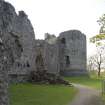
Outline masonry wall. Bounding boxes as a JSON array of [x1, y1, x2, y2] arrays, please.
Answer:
[[44, 41, 60, 74], [35, 40, 46, 71], [35, 39, 60, 74], [59, 30, 87, 76], [8, 10, 36, 82]]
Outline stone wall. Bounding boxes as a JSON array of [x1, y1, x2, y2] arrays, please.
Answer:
[[58, 30, 87, 76], [35, 31, 87, 76], [35, 40, 46, 71], [44, 40, 60, 74], [0, 0, 24, 104], [0, 0, 16, 104], [8, 10, 36, 82], [35, 38, 60, 74]]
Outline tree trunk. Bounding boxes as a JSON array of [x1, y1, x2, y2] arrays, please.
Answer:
[[98, 65, 101, 77]]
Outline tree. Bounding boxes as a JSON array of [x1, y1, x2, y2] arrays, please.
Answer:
[[89, 47, 105, 77], [90, 14, 105, 76], [97, 14, 105, 34], [90, 14, 105, 45], [87, 56, 96, 72]]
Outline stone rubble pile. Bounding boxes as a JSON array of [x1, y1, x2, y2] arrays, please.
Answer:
[[29, 70, 71, 85]]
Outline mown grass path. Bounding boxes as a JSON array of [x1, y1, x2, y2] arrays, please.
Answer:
[[69, 84, 105, 105]]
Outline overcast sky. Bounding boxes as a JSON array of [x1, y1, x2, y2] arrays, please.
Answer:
[[5, 0, 105, 56]]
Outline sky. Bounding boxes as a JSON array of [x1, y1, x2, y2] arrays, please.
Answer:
[[5, 0, 105, 56]]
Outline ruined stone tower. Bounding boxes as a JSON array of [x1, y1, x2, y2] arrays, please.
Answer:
[[58, 30, 87, 76], [35, 33, 60, 74]]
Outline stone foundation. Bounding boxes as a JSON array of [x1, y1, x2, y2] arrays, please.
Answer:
[[9, 74, 29, 83], [60, 69, 88, 76]]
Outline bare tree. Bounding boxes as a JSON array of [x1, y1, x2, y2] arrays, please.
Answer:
[[91, 47, 105, 77], [88, 56, 96, 72]]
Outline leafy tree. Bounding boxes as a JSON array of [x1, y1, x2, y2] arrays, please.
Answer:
[[90, 14, 105, 46], [97, 14, 105, 34]]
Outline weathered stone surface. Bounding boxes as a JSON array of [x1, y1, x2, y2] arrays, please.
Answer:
[[58, 30, 87, 76], [8, 7, 36, 83], [0, 0, 36, 104], [0, 44, 10, 105], [44, 41, 60, 74], [0, 0, 36, 84], [0, 1, 21, 105], [0, 1, 17, 105], [35, 34, 60, 75], [45, 33, 57, 44], [35, 31, 87, 77]]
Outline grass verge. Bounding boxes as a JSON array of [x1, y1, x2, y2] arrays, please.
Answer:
[[65, 76, 103, 89], [9, 83, 77, 105], [65, 76, 105, 100]]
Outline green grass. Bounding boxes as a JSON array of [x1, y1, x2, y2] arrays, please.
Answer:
[[9, 83, 77, 105], [103, 95, 105, 100], [65, 76, 105, 101], [65, 76, 104, 89]]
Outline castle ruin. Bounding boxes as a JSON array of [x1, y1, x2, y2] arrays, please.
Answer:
[[0, 0, 88, 83], [0, 0, 88, 104]]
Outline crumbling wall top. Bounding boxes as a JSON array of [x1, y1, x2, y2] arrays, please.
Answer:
[[18, 11, 28, 18], [45, 33, 57, 44]]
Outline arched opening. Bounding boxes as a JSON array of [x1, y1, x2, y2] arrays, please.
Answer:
[[36, 54, 45, 71]]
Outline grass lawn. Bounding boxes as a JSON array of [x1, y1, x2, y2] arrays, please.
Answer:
[[9, 83, 77, 105], [65, 76, 103, 89]]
